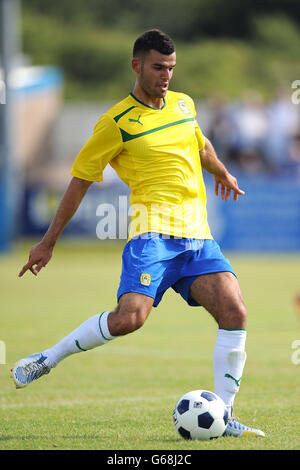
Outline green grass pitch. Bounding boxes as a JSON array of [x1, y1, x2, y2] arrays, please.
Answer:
[[0, 241, 300, 450]]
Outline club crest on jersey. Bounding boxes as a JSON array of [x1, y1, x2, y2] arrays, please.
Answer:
[[178, 99, 191, 115], [140, 273, 151, 286]]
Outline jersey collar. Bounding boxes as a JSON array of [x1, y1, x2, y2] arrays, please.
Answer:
[[130, 92, 166, 110]]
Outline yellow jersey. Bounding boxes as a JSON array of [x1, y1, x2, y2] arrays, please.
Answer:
[[71, 90, 213, 240]]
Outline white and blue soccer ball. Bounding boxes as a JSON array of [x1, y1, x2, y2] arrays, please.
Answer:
[[173, 390, 228, 440]]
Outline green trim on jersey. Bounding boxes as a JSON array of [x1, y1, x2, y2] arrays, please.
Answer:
[[130, 92, 166, 110], [119, 117, 195, 142], [114, 105, 137, 123]]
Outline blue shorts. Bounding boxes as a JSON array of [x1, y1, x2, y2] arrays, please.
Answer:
[[117, 233, 235, 307]]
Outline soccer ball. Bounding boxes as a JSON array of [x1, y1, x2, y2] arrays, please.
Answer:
[[173, 390, 228, 440]]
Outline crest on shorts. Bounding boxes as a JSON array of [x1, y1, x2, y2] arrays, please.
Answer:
[[140, 273, 151, 286], [178, 99, 191, 115]]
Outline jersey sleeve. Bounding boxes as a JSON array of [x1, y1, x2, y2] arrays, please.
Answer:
[[187, 95, 206, 151], [195, 122, 206, 151], [70, 113, 123, 182]]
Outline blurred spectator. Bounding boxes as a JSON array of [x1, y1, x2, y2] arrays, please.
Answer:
[[207, 94, 239, 166], [280, 133, 300, 179], [233, 90, 268, 151], [263, 88, 300, 171], [229, 90, 269, 173], [205, 88, 300, 177]]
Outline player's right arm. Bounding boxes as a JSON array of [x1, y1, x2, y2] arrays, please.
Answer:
[[18, 176, 92, 277]]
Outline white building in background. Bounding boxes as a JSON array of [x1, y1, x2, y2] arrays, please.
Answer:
[[2, 65, 63, 173], [0, 64, 64, 249]]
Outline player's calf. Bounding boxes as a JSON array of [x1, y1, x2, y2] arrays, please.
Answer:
[[10, 294, 153, 389]]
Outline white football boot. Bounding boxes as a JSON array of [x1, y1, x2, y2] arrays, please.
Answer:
[[11, 353, 51, 389], [223, 416, 265, 437]]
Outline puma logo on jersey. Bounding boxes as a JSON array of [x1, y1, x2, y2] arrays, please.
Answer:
[[129, 115, 143, 126]]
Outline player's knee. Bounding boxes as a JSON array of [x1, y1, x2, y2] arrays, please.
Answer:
[[126, 309, 147, 333], [109, 301, 151, 335], [238, 303, 247, 325], [219, 302, 247, 329], [119, 308, 148, 334], [234, 303, 247, 328]]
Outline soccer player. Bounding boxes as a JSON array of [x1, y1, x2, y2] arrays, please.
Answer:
[[12, 30, 264, 438]]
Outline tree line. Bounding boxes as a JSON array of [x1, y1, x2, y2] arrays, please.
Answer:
[[24, 0, 300, 41]]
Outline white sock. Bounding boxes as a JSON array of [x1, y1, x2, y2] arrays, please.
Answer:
[[43, 311, 115, 367], [213, 329, 247, 417]]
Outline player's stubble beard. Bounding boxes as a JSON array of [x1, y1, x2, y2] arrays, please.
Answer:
[[139, 61, 167, 100]]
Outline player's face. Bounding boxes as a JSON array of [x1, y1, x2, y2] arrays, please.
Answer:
[[134, 49, 176, 99]]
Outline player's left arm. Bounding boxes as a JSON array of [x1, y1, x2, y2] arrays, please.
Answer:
[[199, 137, 245, 202]]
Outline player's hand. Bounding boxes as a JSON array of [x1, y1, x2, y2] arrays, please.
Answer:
[[214, 172, 245, 202], [18, 241, 53, 277]]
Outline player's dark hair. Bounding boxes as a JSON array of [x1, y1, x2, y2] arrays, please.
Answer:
[[133, 29, 175, 58]]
